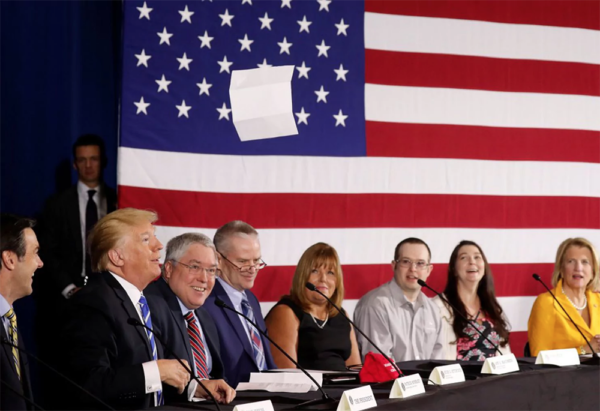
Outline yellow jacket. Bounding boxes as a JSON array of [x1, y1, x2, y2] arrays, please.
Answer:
[[528, 279, 600, 356]]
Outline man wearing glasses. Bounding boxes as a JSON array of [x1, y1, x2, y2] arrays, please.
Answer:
[[354, 238, 444, 362], [145, 233, 235, 403], [205, 221, 277, 387]]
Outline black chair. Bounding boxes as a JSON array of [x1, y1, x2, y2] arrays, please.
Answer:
[[524, 341, 531, 357]]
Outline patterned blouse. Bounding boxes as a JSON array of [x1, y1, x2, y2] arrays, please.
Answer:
[[456, 313, 501, 361]]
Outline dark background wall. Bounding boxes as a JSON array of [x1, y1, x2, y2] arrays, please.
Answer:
[[1, 0, 122, 398]]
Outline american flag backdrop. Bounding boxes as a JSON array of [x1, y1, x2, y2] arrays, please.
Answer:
[[118, 0, 600, 356]]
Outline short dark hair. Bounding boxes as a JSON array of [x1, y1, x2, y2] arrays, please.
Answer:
[[72, 134, 107, 168], [0, 213, 36, 269], [394, 237, 432, 261]]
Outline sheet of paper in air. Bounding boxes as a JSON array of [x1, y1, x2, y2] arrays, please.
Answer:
[[229, 65, 298, 142], [235, 372, 323, 393]]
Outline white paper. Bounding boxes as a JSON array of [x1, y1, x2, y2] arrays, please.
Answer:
[[229, 65, 298, 141], [233, 400, 274, 411], [337, 385, 377, 411], [236, 382, 313, 393], [481, 354, 519, 375], [535, 348, 580, 366], [389, 374, 426, 399], [428, 364, 465, 385]]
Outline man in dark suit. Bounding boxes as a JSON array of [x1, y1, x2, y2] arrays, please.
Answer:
[[59, 208, 190, 410], [37, 134, 117, 300], [0, 214, 44, 410], [204, 221, 276, 387], [146, 233, 234, 402]]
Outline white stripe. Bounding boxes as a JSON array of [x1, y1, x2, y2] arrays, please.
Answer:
[[365, 84, 600, 131], [259, 297, 534, 332], [119, 147, 600, 198], [155, 226, 600, 266], [365, 13, 600, 65]]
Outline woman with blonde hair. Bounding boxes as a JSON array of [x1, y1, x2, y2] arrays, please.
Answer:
[[528, 238, 600, 356], [265, 242, 361, 370]]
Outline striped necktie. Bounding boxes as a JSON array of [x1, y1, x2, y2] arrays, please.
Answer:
[[184, 312, 209, 379], [241, 295, 267, 371], [138, 295, 163, 406], [4, 308, 20, 380]]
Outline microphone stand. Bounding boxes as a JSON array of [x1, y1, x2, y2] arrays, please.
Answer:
[[0, 378, 45, 410], [127, 318, 222, 410], [305, 282, 404, 378], [532, 274, 599, 365], [1, 338, 115, 410], [214, 298, 337, 409], [417, 279, 504, 356]]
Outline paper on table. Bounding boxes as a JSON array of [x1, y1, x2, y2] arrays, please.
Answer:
[[250, 371, 323, 390], [229, 65, 298, 142], [236, 382, 313, 393]]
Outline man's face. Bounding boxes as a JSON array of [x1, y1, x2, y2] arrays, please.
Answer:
[[13, 228, 44, 299], [392, 243, 433, 294], [218, 235, 262, 292], [120, 221, 163, 287], [73, 145, 102, 186], [165, 243, 217, 310]]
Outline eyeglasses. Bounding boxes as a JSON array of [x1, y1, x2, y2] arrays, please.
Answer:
[[171, 260, 221, 278], [220, 254, 267, 272], [394, 258, 430, 271]]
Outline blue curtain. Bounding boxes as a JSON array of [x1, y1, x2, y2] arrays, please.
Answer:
[[1, 0, 121, 400]]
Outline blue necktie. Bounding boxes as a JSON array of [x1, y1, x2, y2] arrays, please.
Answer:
[[241, 295, 267, 371], [139, 295, 163, 406]]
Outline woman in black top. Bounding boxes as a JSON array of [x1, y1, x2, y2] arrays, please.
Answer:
[[265, 243, 361, 370]]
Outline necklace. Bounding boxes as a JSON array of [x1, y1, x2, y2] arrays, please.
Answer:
[[309, 313, 329, 329], [562, 286, 587, 310]]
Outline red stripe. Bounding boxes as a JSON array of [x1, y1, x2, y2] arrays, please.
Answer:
[[510, 331, 528, 358], [365, 0, 600, 31], [365, 50, 600, 97], [119, 186, 600, 230], [366, 122, 600, 163], [252, 264, 553, 302]]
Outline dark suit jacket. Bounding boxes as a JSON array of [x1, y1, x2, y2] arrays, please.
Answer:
[[145, 278, 225, 380], [204, 281, 276, 387], [0, 325, 33, 411], [37, 183, 117, 294], [59, 272, 161, 410]]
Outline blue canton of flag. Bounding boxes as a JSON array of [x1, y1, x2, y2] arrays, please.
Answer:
[[121, 0, 366, 156]]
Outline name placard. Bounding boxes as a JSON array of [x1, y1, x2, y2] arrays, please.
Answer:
[[481, 353, 519, 375], [535, 348, 580, 367], [428, 364, 465, 385], [337, 385, 377, 411], [233, 400, 274, 411], [389, 373, 426, 399]]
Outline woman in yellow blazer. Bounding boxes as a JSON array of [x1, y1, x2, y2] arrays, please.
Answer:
[[528, 237, 600, 356]]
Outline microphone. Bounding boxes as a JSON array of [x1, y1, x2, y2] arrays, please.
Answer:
[[416, 279, 504, 357], [532, 273, 599, 361], [1, 338, 115, 410], [214, 298, 336, 408], [305, 282, 404, 378], [126, 318, 221, 410], [0, 378, 45, 410]]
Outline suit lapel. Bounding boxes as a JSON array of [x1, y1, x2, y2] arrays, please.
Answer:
[[159, 279, 193, 363], [587, 291, 600, 334], [67, 187, 84, 259], [214, 281, 255, 359], [556, 281, 593, 338], [104, 273, 153, 358], [1, 325, 19, 376]]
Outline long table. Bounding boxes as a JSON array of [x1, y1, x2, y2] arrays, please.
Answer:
[[163, 360, 599, 411]]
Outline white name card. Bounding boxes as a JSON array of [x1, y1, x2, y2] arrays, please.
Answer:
[[233, 400, 274, 411], [535, 348, 580, 366], [428, 364, 465, 385], [481, 353, 519, 375], [337, 385, 377, 411], [389, 373, 426, 399]]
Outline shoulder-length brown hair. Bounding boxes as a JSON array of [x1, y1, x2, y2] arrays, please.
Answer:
[[289, 242, 344, 317], [443, 240, 510, 346], [552, 237, 600, 290]]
